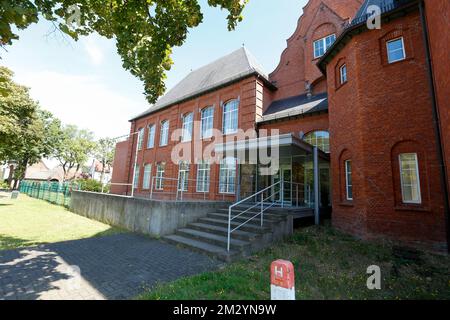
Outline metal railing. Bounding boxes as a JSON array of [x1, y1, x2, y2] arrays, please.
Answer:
[[148, 176, 238, 202], [227, 181, 281, 252]]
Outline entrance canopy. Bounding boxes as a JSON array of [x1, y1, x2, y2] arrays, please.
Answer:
[[214, 133, 330, 161]]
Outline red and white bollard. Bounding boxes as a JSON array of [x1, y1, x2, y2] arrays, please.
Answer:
[[270, 260, 295, 300]]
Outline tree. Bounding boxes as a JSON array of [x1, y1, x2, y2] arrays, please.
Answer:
[[0, 0, 249, 104], [94, 137, 115, 184], [54, 125, 96, 181], [0, 66, 62, 188]]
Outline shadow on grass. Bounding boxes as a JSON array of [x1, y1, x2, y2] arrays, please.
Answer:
[[0, 234, 34, 251]]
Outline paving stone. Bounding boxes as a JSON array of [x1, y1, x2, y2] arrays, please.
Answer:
[[0, 233, 219, 300]]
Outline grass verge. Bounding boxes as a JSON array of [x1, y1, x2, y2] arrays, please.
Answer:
[[0, 193, 124, 251], [139, 224, 450, 300]]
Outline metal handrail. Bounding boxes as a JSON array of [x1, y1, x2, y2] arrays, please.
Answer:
[[227, 181, 281, 251]]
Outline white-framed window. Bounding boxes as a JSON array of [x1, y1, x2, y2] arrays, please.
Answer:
[[222, 100, 239, 135], [303, 131, 330, 153], [155, 163, 165, 190], [313, 34, 336, 59], [340, 64, 347, 84], [177, 161, 190, 192], [147, 124, 155, 149], [399, 153, 421, 204], [196, 161, 210, 192], [181, 113, 193, 142], [137, 128, 144, 150], [219, 157, 236, 194], [201, 106, 214, 139], [143, 164, 152, 190], [345, 160, 353, 201], [133, 165, 140, 189], [387, 37, 406, 63], [159, 120, 169, 146]]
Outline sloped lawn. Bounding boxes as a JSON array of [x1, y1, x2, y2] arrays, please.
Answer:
[[0, 193, 123, 251], [139, 224, 450, 300]]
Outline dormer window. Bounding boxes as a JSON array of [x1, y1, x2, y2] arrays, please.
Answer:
[[313, 34, 336, 59]]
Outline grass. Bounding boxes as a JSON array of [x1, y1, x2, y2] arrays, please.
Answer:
[[0, 192, 124, 251], [139, 223, 450, 300]]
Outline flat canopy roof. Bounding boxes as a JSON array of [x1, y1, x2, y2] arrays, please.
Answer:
[[214, 133, 330, 161]]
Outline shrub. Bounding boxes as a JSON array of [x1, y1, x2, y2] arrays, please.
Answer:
[[76, 178, 105, 193], [0, 181, 10, 190]]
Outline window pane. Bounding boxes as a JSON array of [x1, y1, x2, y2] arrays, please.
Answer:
[[219, 158, 236, 194], [223, 100, 238, 134], [160, 121, 169, 146], [201, 107, 214, 138], [147, 125, 155, 148], [399, 153, 421, 203], [387, 38, 405, 63], [345, 160, 352, 200], [133, 166, 140, 189], [303, 131, 330, 153], [182, 113, 193, 142], [143, 164, 152, 189], [137, 128, 144, 150]]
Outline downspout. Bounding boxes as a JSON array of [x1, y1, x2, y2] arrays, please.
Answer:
[[419, 0, 450, 253]]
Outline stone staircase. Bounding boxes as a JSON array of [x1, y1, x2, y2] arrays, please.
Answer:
[[163, 204, 293, 262]]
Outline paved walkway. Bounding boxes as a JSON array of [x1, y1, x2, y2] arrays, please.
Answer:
[[0, 233, 220, 300]]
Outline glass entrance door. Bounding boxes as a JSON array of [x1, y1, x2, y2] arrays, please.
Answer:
[[272, 166, 292, 205]]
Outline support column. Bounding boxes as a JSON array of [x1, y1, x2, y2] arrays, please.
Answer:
[[313, 147, 320, 225]]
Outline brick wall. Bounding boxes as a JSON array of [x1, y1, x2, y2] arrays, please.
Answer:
[[110, 140, 130, 195], [268, 0, 363, 104], [425, 0, 450, 199], [326, 10, 447, 251]]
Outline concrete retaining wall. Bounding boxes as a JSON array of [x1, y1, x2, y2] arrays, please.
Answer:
[[70, 191, 230, 237]]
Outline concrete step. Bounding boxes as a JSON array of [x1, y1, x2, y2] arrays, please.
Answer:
[[187, 222, 260, 241], [176, 228, 250, 251], [198, 217, 272, 233], [162, 234, 238, 262], [210, 211, 284, 222]]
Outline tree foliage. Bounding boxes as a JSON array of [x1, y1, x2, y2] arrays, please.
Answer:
[[94, 137, 115, 183], [54, 124, 96, 181], [0, 0, 249, 103], [0, 66, 62, 186]]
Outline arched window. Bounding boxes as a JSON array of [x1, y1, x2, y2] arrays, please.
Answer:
[[303, 131, 330, 153], [222, 100, 239, 135], [201, 106, 214, 138], [181, 113, 193, 142]]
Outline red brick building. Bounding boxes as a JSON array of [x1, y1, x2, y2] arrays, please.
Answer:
[[112, 0, 449, 252]]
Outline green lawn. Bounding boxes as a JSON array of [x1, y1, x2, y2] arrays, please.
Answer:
[[0, 192, 123, 251], [139, 224, 450, 300]]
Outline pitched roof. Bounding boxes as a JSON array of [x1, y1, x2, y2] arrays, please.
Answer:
[[257, 92, 328, 124], [131, 47, 273, 121]]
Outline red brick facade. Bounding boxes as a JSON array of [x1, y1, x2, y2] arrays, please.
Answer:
[[111, 0, 449, 251]]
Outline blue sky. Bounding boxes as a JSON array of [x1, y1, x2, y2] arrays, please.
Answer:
[[2, 0, 308, 139]]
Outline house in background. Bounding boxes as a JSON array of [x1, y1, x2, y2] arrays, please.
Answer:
[[111, 0, 449, 252], [88, 159, 113, 185]]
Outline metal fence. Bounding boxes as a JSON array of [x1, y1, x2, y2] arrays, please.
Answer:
[[19, 181, 81, 207]]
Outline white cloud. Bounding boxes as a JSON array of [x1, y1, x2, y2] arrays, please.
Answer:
[[83, 37, 104, 66], [15, 70, 146, 139]]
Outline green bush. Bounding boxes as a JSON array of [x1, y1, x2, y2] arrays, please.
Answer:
[[0, 181, 10, 190], [76, 179, 105, 193]]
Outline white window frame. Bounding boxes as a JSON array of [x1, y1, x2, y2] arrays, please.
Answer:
[[345, 160, 353, 201], [133, 165, 140, 189], [142, 164, 152, 190], [181, 113, 194, 142], [196, 161, 211, 193], [386, 37, 406, 64], [399, 153, 422, 204], [155, 163, 165, 190], [222, 100, 239, 135], [313, 34, 336, 59], [147, 124, 155, 149], [340, 64, 347, 84], [219, 158, 237, 194], [159, 120, 169, 146], [201, 106, 214, 139], [137, 128, 144, 150], [177, 161, 190, 192]]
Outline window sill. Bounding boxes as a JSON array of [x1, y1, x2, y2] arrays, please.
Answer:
[[394, 205, 430, 213], [384, 56, 411, 67], [335, 81, 348, 92], [339, 201, 354, 207]]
